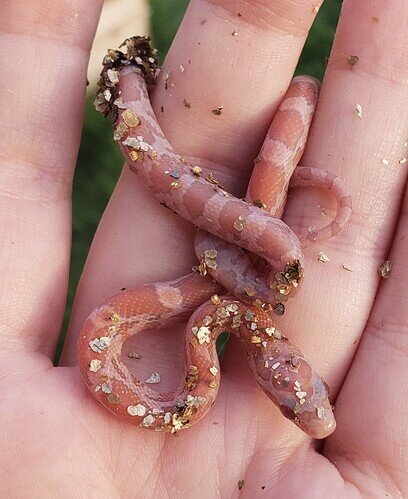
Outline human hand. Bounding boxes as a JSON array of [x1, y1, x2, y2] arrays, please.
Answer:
[[1, 1, 407, 497]]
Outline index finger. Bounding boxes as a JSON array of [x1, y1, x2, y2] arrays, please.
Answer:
[[0, 0, 103, 357]]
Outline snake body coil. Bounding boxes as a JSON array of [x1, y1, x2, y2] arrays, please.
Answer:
[[78, 37, 352, 439]]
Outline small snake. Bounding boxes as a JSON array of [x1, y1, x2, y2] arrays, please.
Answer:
[[78, 37, 351, 439]]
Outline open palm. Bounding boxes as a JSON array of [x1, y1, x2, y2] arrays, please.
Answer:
[[1, 0, 407, 497]]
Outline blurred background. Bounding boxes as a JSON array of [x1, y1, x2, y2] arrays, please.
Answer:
[[64, 0, 342, 340]]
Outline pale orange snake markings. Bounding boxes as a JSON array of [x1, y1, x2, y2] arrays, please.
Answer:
[[78, 37, 352, 438]]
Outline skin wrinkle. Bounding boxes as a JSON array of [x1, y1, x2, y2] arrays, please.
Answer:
[[329, 63, 408, 88], [365, 324, 408, 356], [0, 198, 70, 355], [154, 436, 178, 497], [0, 31, 90, 54], [228, 441, 249, 495], [151, 113, 256, 181], [108, 426, 127, 492], [327, 33, 408, 86], [1, 0, 103, 50], [247, 444, 324, 495], [159, 120, 239, 177], [298, 175, 404, 267], [0, 157, 73, 200], [206, 0, 319, 36], [219, 403, 229, 496], [160, 427, 210, 495], [276, 445, 319, 483], [284, 182, 388, 261], [115, 425, 160, 492], [344, 214, 403, 260], [329, 452, 405, 498], [0, 328, 37, 354], [67, 407, 119, 495], [1, 231, 68, 343], [179, 155, 249, 192]]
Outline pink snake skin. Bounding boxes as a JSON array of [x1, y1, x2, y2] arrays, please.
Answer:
[[78, 38, 352, 439]]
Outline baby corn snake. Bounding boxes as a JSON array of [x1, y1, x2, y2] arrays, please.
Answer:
[[78, 37, 352, 439]]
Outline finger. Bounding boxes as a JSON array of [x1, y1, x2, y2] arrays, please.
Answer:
[[0, 0, 102, 356], [224, 0, 408, 399], [325, 197, 408, 495], [62, 0, 324, 363]]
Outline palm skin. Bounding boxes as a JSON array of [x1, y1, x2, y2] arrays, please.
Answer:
[[0, 352, 347, 497], [1, 0, 408, 497]]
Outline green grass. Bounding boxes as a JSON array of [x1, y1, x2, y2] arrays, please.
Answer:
[[149, 0, 190, 59], [61, 0, 342, 352]]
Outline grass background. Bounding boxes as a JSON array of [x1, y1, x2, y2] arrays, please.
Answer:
[[63, 0, 342, 344]]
